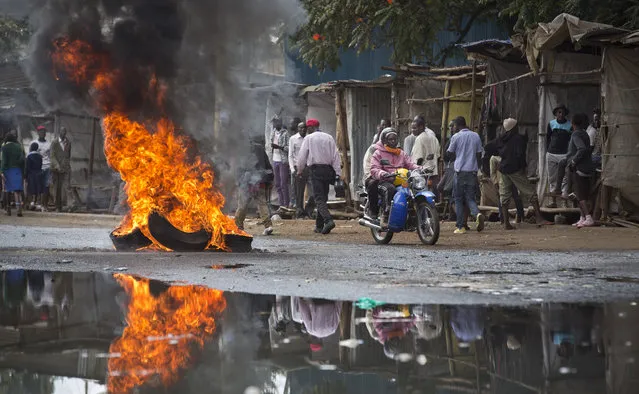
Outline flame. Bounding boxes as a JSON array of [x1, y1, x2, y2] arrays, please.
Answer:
[[108, 274, 226, 393], [51, 37, 248, 250]]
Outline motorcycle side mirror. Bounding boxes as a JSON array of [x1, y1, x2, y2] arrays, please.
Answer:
[[380, 159, 391, 165], [426, 154, 434, 161]]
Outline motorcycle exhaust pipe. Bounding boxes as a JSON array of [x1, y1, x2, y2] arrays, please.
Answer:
[[358, 218, 382, 231]]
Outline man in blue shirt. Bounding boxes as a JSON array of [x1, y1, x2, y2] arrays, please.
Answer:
[[447, 116, 485, 234]]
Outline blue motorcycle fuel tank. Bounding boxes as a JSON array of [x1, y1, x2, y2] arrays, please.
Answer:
[[388, 187, 410, 232]]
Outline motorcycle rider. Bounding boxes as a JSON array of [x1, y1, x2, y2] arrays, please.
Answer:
[[370, 127, 420, 227]]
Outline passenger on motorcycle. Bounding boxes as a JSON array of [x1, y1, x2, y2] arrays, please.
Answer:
[[370, 127, 420, 227]]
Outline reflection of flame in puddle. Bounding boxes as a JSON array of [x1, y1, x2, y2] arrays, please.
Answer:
[[107, 274, 226, 393]]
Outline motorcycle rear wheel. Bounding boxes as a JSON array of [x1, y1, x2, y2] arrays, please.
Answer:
[[416, 201, 440, 245], [371, 228, 394, 244]]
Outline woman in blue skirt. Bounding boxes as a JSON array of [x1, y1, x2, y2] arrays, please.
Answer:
[[1, 132, 25, 216]]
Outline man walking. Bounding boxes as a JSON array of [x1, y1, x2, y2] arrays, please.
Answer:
[[297, 119, 341, 235], [546, 104, 572, 207], [492, 118, 551, 229], [403, 116, 425, 155], [235, 136, 275, 236], [270, 117, 290, 210], [447, 116, 485, 234]]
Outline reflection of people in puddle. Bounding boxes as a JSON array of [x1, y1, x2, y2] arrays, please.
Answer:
[[451, 306, 486, 345], [292, 297, 342, 338], [366, 305, 416, 360], [413, 305, 443, 340], [550, 306, 600, 360]]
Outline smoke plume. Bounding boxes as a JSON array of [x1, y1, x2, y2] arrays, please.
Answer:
[[25, 0, 304, 188]]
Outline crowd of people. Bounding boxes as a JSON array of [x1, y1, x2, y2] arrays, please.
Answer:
[[235, 106, 602, 237], [234, 117, 341, 236], [0, 125, 72, 216]]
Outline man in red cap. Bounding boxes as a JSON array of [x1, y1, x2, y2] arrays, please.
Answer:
[[296, 119, 341, 234]]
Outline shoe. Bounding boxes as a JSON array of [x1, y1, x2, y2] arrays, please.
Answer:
[[573, 216, 585, 227], [577, 216, 595, 228], [321, 220, 336, 234], [314, 227, 322, 233], [262, 227, 273, 236], [454, 228, 467, 234], [476, 213, 485, 232]]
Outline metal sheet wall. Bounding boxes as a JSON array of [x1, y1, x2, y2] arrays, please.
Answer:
[[346, 87, 391, 193]]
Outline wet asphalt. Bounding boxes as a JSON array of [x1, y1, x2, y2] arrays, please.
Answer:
[[1, 224, 639, 305]]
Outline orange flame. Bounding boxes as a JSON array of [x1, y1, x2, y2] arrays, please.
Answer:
[[51, 37, 248, 250], [108, 274, 226, 393]]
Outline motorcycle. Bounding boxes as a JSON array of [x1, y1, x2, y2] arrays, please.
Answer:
[[358, 167, 440, 245]]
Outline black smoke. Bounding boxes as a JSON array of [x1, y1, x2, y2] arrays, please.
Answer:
[[25, 0, 302, 137]]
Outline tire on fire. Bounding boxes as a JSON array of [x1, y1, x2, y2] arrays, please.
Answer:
[[110, 228, 153, 251], [148, 212, 212, 252]]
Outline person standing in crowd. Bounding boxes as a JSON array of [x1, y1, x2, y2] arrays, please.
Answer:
[[234, 136, 275, 236], [447, 116, 485, 234], [289, 120, 314, 218], [50, 127, 72, 212], [269, 117, 290, 211], [288, 118, 302, 208], [370, 127, 420, 227], [490, 118, 551, 229], [588, 108, 602, 167], [546, 104, 572, 207], [372, 118, 391, 145], [566, 113, 596, 228], [0, 132, 25, 216], [33, 125, 52, 211], [297, 119, 341, 235], [411, 117, 440, 186], [26, 142, 44, 210], [403, 116, 425, 155]]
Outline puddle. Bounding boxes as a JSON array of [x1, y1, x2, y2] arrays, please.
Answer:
[[1, 269, 638, 394], [210, 263, 253, 270]]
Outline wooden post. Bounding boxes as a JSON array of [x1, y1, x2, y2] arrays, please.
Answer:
[[440, 80, 451, 161], [86, 118, 97, 210], [335, 87, 352, 209], [469, 60, 477, 130]]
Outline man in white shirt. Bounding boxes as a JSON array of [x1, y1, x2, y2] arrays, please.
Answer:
[[270, 117, 290, 210], [403, 115, 425, 155], [33, 125, 52, 210], [297, 119, 341, 234], [411, 118, 441, 192]]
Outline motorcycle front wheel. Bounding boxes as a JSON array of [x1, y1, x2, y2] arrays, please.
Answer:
[[371, 228, 394, 244], [416, 201, 440, 245]]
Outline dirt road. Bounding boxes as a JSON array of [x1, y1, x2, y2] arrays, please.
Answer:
[[2, 210, 637, 252]]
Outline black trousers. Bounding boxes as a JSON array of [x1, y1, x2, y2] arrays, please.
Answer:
[[378, 181, 397, 216], [310, 165, 334, 229], [294, 168, 315, 217], [365, 178, 380, 216]]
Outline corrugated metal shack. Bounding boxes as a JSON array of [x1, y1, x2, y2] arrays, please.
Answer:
[[461, 14, 639, 224], [302, 77, 393, 202]]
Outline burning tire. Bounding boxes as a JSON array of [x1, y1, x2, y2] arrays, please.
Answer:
[[148, 212, 212, 252], [110, 228, 152, 251]]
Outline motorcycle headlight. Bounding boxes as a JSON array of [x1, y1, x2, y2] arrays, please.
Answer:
[[412, 176, 426, 190]]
